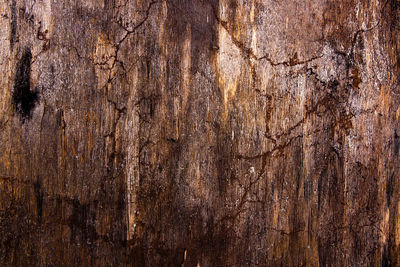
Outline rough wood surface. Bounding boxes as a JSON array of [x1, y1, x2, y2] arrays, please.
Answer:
[[0, 0, 399, 266]]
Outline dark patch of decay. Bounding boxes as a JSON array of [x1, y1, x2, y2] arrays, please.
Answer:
[[12, 47, 39, 122], [33, 178, 44, 223]]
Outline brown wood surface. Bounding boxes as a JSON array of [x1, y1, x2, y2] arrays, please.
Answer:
[[0, 0, 399, 266]]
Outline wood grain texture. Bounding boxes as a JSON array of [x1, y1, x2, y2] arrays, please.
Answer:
[[0, 0, 399, 266]]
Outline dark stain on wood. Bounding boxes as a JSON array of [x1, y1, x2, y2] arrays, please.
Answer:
[[12, 47, 39, 121], [69, 197, 98, 245], [33, 178, 44, 223]]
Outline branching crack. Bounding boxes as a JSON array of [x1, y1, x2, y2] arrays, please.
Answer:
[[114, 1, 160, 49], [207, 0, 323, 67]]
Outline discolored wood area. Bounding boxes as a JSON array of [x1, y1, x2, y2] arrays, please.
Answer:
[[0, 0, 399, 266]]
